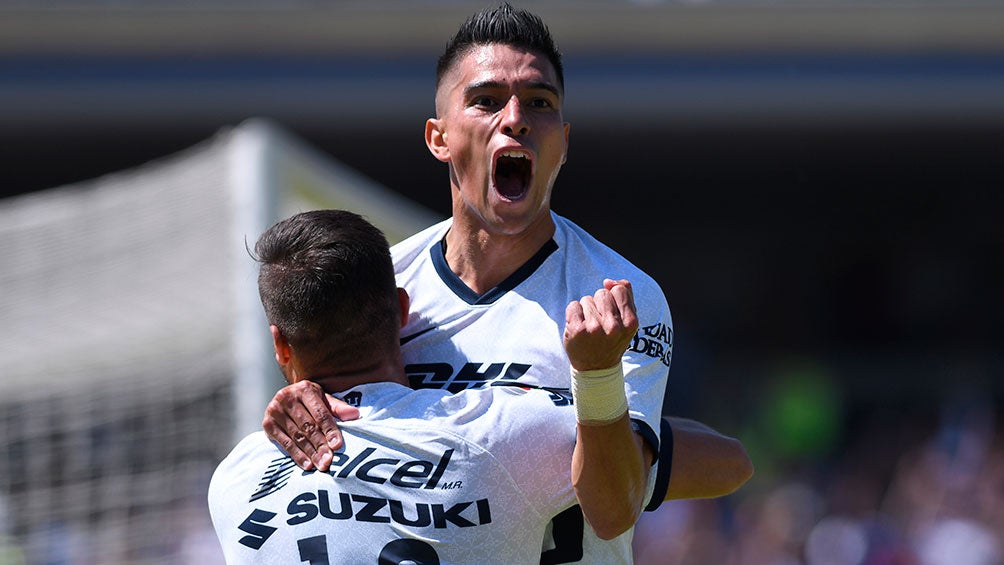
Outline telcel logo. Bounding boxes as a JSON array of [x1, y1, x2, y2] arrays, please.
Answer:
[[322, 447, 454, 490]]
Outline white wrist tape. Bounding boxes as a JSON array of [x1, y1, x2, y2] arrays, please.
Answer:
[[571, 364, 628, 425]]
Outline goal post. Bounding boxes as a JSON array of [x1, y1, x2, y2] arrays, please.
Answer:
[[0, 118, 441, 564], [226, 118, 442, 442]]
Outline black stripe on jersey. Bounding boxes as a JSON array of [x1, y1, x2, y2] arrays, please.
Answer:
[[431, 237, 559, 305], [400, 325, 436, 345], [644, 417, 673, 512], [632, 418, 660, 467], [249, 455, 298, 502], [490, 381, 573, 407]]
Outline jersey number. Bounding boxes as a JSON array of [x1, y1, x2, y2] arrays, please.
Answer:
[[296, 535, 440, 564], [540, 505, 585, 564]]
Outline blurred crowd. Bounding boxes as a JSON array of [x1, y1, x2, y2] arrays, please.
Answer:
[[1, 361, 998, 565], [633, 384, 1002, 565]]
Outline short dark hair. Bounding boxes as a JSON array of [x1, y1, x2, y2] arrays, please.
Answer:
[[254, 210, 399, 371], [436, 2, 564, 92]]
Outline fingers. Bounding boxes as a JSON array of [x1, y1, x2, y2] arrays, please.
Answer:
[[327, 395, 361, 422], [563, 279, 640, 370], [291, 383, 336, 471], [323, 395, 362, 453], [588, 285, 636, 333], [567, 280, 637, 334], [600, 280, 637, 329], [263, 381, 336, 472], [263, 396, 315, 471], [603, 278, 631, 292], [262, 406, 312, 471], [564, 299, 585, 339], [608, 283, 638, 332], [604, 278, 634, 305], [580, 294, 603, 328]]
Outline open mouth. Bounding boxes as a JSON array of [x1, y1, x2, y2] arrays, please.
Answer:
[[493, 150, 532, 201]]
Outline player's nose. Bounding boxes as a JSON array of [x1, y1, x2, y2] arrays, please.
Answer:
[[500, 96, 529, 136]]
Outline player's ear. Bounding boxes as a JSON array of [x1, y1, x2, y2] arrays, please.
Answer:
[[270, 325, 292, 366], [561, 122, 570, 164], [425, 118, 450, 162], [397, 288, 411, 328]]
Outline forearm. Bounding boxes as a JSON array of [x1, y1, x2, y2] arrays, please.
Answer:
[[663, 417, 753, 500], [564, 280, 655, 538], [572, 414, 653, 540]]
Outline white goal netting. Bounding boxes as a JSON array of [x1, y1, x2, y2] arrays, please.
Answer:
[[0, 119, 440, 564]]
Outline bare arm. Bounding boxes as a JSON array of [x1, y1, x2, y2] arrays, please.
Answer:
[[663, 416, 753, 500], [573, 414, 655, 539], [565, 279, 653, 540]]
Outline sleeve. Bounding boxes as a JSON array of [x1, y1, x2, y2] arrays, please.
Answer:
[[644, 417, 674, 512], [622, 280, 672, 457]]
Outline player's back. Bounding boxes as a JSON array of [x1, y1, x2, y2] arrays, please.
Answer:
[[209, 382, 576, 564]]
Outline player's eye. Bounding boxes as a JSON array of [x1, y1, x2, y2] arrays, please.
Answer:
[[528, 98, 553, 109], [471, 96, 497, 108]]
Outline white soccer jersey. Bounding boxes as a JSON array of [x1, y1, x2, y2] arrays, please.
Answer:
[[210, 382, 577, 564], [393, 212, 673, 564]]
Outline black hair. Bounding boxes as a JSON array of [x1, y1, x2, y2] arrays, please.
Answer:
[[254, 209, 399, 370], [436, 2, 564, 92]]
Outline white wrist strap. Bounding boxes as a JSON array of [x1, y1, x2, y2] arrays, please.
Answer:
[[571, 364, 628, 425]]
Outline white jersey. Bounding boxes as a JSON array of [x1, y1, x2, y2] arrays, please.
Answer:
[[394, 212, 673, 564], [210, 382, 577, 564]]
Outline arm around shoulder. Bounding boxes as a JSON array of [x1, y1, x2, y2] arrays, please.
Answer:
[[662, 417, 753, 501]]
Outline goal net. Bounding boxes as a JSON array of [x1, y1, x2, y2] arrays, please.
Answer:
[[0, 119, 441, 564]]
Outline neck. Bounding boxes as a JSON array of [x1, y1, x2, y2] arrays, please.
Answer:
[[445, 212, 555, 295], [296, 351, 409, 394]]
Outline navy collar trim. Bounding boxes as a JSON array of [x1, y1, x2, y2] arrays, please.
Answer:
[[431, 237, 558, 305]]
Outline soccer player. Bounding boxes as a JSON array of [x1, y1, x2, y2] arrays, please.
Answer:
[[209, 209, 640, 563], [262, 4, 753, 562]]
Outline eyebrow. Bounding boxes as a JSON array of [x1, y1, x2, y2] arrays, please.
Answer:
[[464, 80, 562, 99]]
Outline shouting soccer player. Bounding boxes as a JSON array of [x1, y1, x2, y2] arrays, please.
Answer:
[[262, 4, 753, 562]]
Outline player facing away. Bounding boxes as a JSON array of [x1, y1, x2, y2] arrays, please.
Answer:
[[261, 4, 753, 563], [209, 209, 645, 564]]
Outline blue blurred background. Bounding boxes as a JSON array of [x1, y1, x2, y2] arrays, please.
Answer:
[[2, 1, 1002, 563]]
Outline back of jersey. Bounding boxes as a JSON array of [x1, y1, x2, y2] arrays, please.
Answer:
[[209, 382, 577, 564]]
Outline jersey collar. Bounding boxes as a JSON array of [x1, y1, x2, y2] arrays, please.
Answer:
[[431, 236, 558, 305]]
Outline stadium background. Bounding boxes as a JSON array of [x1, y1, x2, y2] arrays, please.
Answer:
[[2, 1, 1002, 563]]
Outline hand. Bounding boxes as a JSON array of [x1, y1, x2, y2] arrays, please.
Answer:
[[563, 279, 639, 371], [262, 380, 361, 471]]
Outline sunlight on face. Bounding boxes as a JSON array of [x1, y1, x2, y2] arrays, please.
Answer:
[[430, 44, 569, 238]]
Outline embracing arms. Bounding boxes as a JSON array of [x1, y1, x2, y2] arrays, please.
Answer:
[[663, 416, 752, 500], [260, 280, 751, 540], [260, 385, 752, 503]]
